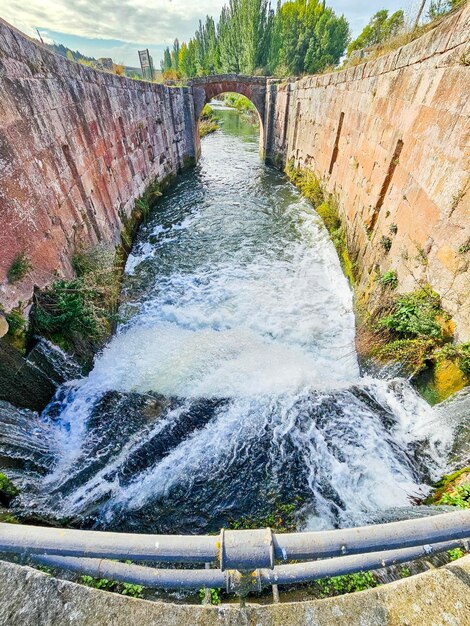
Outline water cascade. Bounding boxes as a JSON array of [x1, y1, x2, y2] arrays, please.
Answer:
[[6, 107, 465, 534]]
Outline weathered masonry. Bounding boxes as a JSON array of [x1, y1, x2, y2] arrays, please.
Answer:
[[0, 5, 469, 339], [0, 18, 198, 313], [264, 4, 470, 340]]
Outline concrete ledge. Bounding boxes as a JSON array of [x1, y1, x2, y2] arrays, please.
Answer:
[[0, 556, 469, 625]]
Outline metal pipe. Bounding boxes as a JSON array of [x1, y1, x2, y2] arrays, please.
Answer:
[[262, 539, 468, 586], [32, 538, 468, 591], [273, 510, 470, 561], [32, 554, 225, 589], [1, 510, 469, 566], [0, 523, 218, 563]]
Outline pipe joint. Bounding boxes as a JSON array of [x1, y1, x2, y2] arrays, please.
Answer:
[[220, 527, 275, 571]]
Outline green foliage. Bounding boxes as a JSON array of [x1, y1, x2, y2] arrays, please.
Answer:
[[0, 473, 19, 506], [199, 588, 221, 605], [7, 252, 32, 283], [32, 246, 120, 360], [34, 564, 53, 575], [428, 0, 464, 20], [436, 485, 470, 509], [5, 308, 26, 335], [374, 338, 436, 374], [200, 104, 220, 137], [378, 270, 398, 289], [80, 576, 144, 598], [377, 289, 444, 339], [448, 548, 465, 561], [316, 571, 377, 597], [348, 10, 404, 55], [164, 0, 350, 79], [399, 567, 411, 578]]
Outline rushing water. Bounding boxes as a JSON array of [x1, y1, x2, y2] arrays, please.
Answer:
[[7, 107, 462, 533]]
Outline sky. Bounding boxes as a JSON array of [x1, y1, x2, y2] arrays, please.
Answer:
[[2, 0, 425, 68]]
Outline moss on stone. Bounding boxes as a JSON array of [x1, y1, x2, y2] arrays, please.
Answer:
[[425, 467, 470, 506]]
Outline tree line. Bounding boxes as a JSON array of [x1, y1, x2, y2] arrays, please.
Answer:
[[161, 0, 350, 78], [160, 0, 465, 80]]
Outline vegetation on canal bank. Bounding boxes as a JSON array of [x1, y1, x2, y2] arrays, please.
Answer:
[[220, 93, 259, 126], [199, 104, 220, 138], [285, 162, 469, 403]]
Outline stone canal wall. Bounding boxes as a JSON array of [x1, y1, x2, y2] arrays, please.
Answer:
[[0, 555, 469, 625], [265, 5, 470, 340], [0, 18, 197, 313]]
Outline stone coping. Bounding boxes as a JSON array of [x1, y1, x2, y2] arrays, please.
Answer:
[[0, 555, 469, 625]]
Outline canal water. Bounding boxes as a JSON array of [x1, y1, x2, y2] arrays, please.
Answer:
[[9, 106, 460, 533]]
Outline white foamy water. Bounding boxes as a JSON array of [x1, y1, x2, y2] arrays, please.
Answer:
[[10, 108, 459, 531]]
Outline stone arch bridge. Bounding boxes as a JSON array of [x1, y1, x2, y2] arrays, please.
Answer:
[[189, 74, 268, 124]]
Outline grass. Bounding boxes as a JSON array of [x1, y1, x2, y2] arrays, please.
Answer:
[[7, 252, 32, 283], [378, 270, 398, 289]]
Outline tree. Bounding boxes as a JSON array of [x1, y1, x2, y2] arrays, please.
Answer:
[[161, 0, 350, 78], [171, 38, 180, 71], [161, 47, 172, 72], [347, 9, 404, 55]]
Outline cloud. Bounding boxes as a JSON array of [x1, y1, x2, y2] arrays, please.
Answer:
[[1, 0, 227, 46]]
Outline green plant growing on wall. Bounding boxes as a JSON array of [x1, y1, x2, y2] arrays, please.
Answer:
[[380, 236, 392, 252], [378, 270, 398, 289], [448, 548, 465, 561], [316, 571, 377, 598], [7, 252, 32, 283], [32, 246, 121, 363], [80, 575, 144, 598], [199, 588, 221, 605], [377, 289, 444, 338], [436, 484, 470, 509]]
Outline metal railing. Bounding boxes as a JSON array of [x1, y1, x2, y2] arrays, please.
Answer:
[[0, 510, 469, 598]]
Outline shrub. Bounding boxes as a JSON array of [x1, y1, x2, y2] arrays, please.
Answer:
[[378, 270, 398, 289], [380, 236, 392, 252], [377, 289, 444, 338], [436, 485, 470, 509], [32, 246, 120, 360], [7, 252, 32, 283]]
